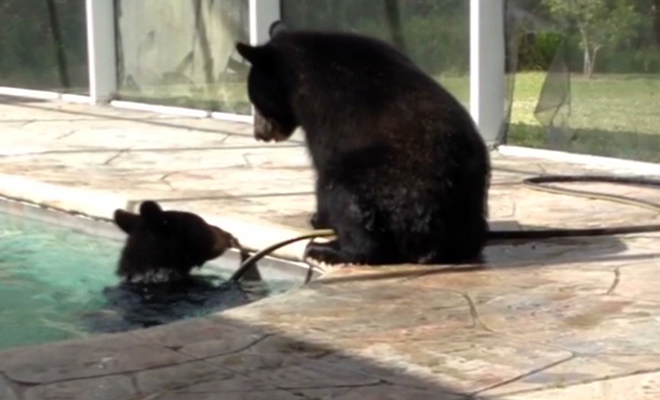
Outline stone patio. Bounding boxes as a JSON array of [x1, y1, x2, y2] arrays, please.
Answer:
[[1, 96, 660, 399]]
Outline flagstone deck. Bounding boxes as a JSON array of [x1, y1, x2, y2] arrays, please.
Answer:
[[1, 96, 660, 399]]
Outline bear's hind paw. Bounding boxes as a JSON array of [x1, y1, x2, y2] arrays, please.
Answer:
[[304, 241, 346, 265]]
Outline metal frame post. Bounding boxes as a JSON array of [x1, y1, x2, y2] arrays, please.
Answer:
[[470, 0, 506, 146], [249, 0, 281, 46], [86, 0, 117, 104], [245, 0, 281, 121]]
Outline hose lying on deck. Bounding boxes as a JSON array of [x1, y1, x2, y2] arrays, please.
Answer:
[[230, 175, 660, 282]]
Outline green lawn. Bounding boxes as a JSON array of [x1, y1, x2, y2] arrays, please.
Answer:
[[114, 70, 660, 162], [437, 75, 471, 107], [508, 72, 660, 162]]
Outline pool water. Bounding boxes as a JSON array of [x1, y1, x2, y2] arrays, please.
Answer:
[[0, 211, 289, 351]]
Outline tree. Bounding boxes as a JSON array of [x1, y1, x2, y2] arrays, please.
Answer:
[[653, 0, 660, 45], [629, 0, 660, 46], [384, 0, 407, 52], [543, 0, 643, 77]]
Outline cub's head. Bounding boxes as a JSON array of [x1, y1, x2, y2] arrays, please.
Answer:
[[236, 21, 298, 143], [113, 201, 238, 282]]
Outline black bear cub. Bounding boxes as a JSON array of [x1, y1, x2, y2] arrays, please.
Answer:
[[113, 201, 239, 282], [85, 202, 258, 333], [236, 27, 491, 265]]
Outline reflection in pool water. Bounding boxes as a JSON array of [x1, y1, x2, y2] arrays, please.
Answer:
[[0, 211, 289, 351]]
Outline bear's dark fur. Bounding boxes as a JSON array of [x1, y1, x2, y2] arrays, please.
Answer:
[[236, 29, 491, 265], [86, 277, 256, 333], [113, 201, 239, 281]]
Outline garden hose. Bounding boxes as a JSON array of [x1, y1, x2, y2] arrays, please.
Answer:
[[231, 174, 660, 282], [230, 229, 335, 282], [486, 174, 660, 239], [522, 175, 660, 214]]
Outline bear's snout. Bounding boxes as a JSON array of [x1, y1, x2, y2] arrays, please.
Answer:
[[254, 109, 291, 142], [255, 131, 274, 142], [208, 226, 239, 258], [255, 131, 288, 142]]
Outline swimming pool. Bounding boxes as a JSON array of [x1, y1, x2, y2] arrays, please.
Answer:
[[0, 203, 305, 351]]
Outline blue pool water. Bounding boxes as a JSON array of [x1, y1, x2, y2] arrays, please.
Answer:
[[0, 210, 286, 351]]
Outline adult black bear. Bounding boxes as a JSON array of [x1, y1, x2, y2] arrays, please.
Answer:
[[113, 201, 240, 282], [236, 28, 490, 265]]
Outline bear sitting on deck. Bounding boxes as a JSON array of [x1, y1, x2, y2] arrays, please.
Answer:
[[235, 26, 490, 266], [113, 201, 239, 282]]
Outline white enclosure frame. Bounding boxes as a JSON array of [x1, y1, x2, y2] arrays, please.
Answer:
[[0, 0, 506, 145], [249, 0, 280, 46], [470, 0, 505, 146], [86, 0, 117, 104]]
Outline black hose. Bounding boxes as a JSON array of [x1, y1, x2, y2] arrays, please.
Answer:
[[488, 174, 660, 240], [523, 175, 660, 214], [231, 174, 660, 281], [229, 229, 335, 282]]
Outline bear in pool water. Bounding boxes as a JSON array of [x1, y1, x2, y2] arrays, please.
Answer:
[[84, 201, 261, 333], [113, 201, 240, 282]]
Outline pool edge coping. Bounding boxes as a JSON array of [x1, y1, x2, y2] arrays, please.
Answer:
[[0, 171, 312, 262], [0, 174, 325, 356]]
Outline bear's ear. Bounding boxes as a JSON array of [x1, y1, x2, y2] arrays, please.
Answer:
[[113, 209, 139, 234], [236, 42, 273, 66], [269, 21, 288, 38], [139, 201, 166, 228]]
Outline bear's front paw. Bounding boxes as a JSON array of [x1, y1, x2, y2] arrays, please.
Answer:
[[304, 241, 345, 265]]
